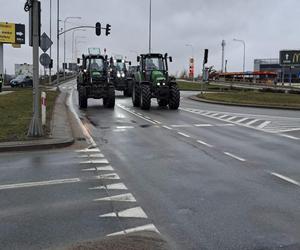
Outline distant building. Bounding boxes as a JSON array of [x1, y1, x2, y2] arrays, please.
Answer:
[[254, 58, 300, 83]]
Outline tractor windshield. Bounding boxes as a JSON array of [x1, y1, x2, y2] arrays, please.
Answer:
[[116, 62, 126, 71], [145, 57, 165, 71], [88, 58, 104, 72]]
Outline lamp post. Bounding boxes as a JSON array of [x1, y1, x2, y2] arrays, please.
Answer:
[[63, 16, 81, 79], [233, 38, 246, 79], [149, 0, 152, 54], [72, 29, 86, 62]]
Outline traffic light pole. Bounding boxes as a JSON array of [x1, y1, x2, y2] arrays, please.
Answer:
[[28, 0, 43, 137]]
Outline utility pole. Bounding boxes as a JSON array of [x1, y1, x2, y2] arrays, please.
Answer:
[[28, 0, 43, 137], [0, 43, 3, 77], [221, 40, 226, 73], [49, 0, 52, 85], [56, 0, 60, 85], [149, 0, 152, 54]]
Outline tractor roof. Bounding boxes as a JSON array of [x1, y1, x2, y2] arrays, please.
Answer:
[[140, 53, 164, 58]]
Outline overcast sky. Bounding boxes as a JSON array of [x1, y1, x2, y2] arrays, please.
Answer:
[[2, 0, 300, 75]]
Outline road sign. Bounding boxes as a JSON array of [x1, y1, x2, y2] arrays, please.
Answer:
[[40, 53, 51, 67], [40, 32, 53, 53], [0, 22, 25, 44], [280, 50, 300, 66]]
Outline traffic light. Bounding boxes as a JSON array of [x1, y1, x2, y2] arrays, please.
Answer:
[[49, 59, 53, 69], [105, 24, 111, 36], [95, 22, 101, 36], [204, 49, 209, 64]]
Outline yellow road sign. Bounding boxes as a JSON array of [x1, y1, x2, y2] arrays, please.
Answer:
[[0, 22, 16, 44]]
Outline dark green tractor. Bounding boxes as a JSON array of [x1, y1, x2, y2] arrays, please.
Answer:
[[77, 54, 115, 109], [132, 53, 180, 110]]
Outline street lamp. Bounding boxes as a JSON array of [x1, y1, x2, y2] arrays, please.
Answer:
[[233, 38, 246, 77], [63, 16, 81, 79], [72, 29, 86, 62]]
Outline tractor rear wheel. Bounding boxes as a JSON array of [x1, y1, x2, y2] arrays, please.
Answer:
[[169, 86, 180, 110], [141, 85, 151, 110], [132, 83, 141, 107], [104, 87, 115, 108]]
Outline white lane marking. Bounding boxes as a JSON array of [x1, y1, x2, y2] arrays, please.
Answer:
[[117, 104, 157, 124], [246, 119, 259, 126], [226, 116, 237, 121], [153, 120, 162, 124], [224, 152, 246, 162], [107, 224, 160, 237], [94, 193, 137, 202], [219, 115, 229, 119], [270, 172, 300, 187], [77, 153, 105, 158], [278, 134, 300, 140], [257, 121, 271, 129], [0, 178, 81, 190], [76, 148, 100, 153], [197, 140, 213, 148], [171, 124, 191, 128], [177, 132, 191, 138], [96, 173, 120, 180], [80, 159, 109, 164], [116, 126, 134, 129], [89, 183, 128, 190], [113, 129, 126, 132], [275, 127, 300, 133], [100, 207, 148, 219], [194, 124, 213, 127], [82, 166, 114, 172], [163, 125, 173, 130], [69, 89, 97, 147], [216, 124, 235, 127], [236, 117, 249, 123]]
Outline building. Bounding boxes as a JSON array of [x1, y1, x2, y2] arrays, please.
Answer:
[[254, 58, 300, 83]]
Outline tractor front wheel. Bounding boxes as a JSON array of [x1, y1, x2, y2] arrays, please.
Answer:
[[132, 83, 141, 107], [104, 87, 115, 108], [141, 84, 151, 110], [169, 86, 180, 110]]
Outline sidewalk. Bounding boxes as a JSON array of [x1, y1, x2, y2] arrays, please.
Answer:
[[0, 91, 74, 152]]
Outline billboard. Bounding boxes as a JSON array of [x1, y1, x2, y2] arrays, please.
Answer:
[[15, 64, 33, 77], [280, 50, 300, 66], [0, 22, 25, 44]]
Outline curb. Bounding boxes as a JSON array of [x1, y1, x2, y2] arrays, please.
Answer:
[[189, 95, 300, 111]]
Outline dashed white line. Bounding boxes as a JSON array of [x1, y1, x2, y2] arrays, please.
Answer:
[[236, 117, 249, 123], [278, 134, 300, 140], [171, 124, 191, 128], [177, 132, 191, 138], [224, 152, 246, 162], [94, 193, 137, 202], [162, 125, 173, 130], [270, 172, 300, 187], [116, 126, 134, 129], [197, 140, 213, 148], [117, 104, 158, 124], [80, 159, 109, 164], [89, 183, 128, 190], [257, 121, 271, 129], [246, 119, 259, 126], [0, 178, 81, 190], [194, 124, 213, 127]]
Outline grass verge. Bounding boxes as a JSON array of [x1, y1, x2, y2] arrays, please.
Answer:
[[0, 89, 59, 142], [177, 81, 230, 91], [198, 91, 300, 108]]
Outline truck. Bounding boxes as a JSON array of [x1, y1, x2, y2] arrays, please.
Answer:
[[132, 53, 180, 110], [110, 57, 133, 97], [77, 53, 115, 109]]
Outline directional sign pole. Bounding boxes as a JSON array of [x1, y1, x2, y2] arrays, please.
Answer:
[[0, 43, 3, 76], [28, 0, 43, 137]]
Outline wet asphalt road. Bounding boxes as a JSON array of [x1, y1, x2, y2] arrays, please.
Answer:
[[1, 80, 300, 250]]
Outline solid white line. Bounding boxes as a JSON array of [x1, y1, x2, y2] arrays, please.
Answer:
[[236, 117, 249, 123], [96, 173, 120, 180], [216, 124, 235, 127], [100, 207, 148, 219], [94, 193, 137, 202], [117, 104, 157, 124], [278, 134, 300, 140], [224, 152, 246, 162], [177, 132, 191, 138], [246, 119, 259, 126], [80, 159, 109, 164], [197, 140, 213, 148], [0, 178, 81, 190], [194, 124, 213, 127], [89, 183, 128, 190], [107, 224, 159, 237], [270, 172, 300, 186], [257, 121, 271, 129], [171, 124, 191, 128], [162, 125, 173, 130]]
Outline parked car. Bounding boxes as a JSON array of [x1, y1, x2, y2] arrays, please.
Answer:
[[10, 75, 33, 88]]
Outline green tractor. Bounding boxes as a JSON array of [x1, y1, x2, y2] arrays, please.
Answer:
[[132, 53, 180, 110], [77, 53, 115, 109]]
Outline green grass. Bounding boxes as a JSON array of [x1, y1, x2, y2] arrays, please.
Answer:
[[177, 81, 230, 91], [0, 89, 59, 142], [198, 91, 300, 108]]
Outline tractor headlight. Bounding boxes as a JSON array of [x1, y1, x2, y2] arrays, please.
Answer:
[[157, 82, 161, 86], [121, 72, 125, 78], [162, 82, 166, 86], [117, 72, 121, 78]]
